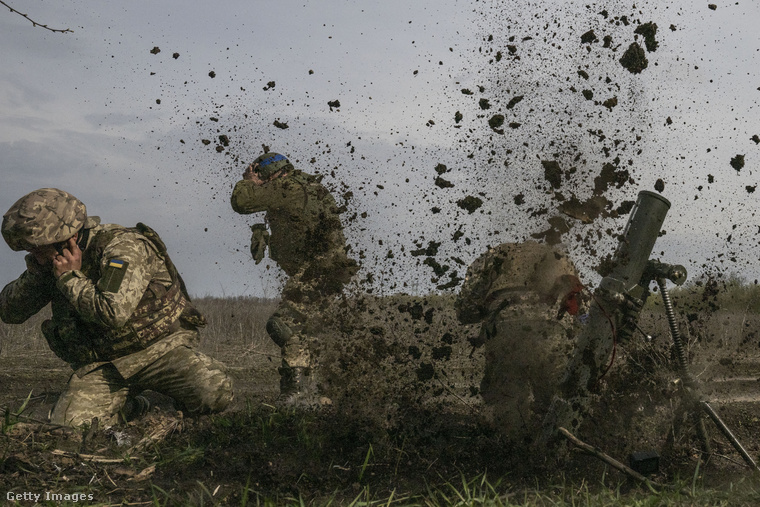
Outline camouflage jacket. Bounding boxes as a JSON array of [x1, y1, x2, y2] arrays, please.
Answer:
[[0, 220, 203, 372], [231, 170, 357, 279]]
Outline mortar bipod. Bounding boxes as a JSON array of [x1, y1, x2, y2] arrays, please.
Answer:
[[649, 264, 760, 473]]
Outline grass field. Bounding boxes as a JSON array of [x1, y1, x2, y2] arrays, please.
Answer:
[[1, 283, 760, 505]]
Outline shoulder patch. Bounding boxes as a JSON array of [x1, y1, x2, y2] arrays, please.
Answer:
[[100, 259, 129, 293]]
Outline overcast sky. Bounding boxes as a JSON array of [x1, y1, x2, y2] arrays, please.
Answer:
[[1, 0, 758, 297]]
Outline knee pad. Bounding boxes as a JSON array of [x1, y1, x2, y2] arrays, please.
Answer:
[[266, 315, 294, 347]]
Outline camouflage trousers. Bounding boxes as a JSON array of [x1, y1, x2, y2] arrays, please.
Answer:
[[267, 267, 351, 369], [266, 298, 320, 369], [50, 341, 233, 427]]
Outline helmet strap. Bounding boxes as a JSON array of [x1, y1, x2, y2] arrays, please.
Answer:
[[77, 227, 91, 251]]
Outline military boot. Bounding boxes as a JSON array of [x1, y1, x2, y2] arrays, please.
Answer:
[[122, 395, 151, 422], [277, 366, 325, 409]]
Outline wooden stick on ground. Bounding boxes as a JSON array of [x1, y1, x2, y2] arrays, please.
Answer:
[[51, 449, 125, 463], [558, 427, 663, 490]]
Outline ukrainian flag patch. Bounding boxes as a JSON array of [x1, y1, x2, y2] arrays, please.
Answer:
[[101, 259, 129, 293]]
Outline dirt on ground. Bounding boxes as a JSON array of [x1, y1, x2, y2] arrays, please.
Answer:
[[1, 293, 760, 503]]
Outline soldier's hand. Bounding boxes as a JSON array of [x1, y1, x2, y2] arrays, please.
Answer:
[[243, 163, 265, 185], [53, 237, 82, 278], [617, 291, 645, 341]]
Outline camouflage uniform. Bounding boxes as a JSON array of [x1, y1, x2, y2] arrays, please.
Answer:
[[455, 241, 583, 441], [231, 162, 358, 382], [0, 189, 233, 427]]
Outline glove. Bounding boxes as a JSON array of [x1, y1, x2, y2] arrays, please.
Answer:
[[249, 223, 270, 264]]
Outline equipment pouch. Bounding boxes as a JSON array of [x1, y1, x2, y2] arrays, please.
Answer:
[[41, 318, 97, 367]]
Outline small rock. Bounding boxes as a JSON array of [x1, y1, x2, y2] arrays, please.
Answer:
[[730, 154, 745, 171]]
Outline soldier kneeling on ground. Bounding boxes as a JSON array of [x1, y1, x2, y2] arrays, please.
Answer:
[[0, 188, 233, 427], [455, 241, 586, 443]]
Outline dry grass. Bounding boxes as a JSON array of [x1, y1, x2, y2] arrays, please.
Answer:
[[0, 305, 51, 359], [192, 296, 279, 367], [1, 287, 760, 505]]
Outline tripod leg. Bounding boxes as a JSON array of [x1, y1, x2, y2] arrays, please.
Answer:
[[663, 397, 710, 463], [659, 279, 758, 472], [701, 401, 760, 472], [692, 411, 712, 459], [663, 401, 687, 455], [658, 279, 712, 458]]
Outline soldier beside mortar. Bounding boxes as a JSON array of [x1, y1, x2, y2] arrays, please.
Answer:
[[456, 241, 586, 442]]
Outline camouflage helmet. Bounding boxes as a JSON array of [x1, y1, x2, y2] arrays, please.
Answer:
[[2, 188, 87, 251], [251, 152, 293, 180]]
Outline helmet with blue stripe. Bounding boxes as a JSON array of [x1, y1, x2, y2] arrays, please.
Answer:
[[251, 152, 293, 180]]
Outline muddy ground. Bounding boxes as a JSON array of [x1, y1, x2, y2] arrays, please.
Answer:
[[1, 293, 760, 504]]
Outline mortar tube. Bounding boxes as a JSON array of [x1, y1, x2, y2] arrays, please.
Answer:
[[542, 190, 670, 442], [609, 191, 671, 292]]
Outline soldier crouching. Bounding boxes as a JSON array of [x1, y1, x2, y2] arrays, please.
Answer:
[[455, 241, 585, 442], [0, 188, 233, 427]]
